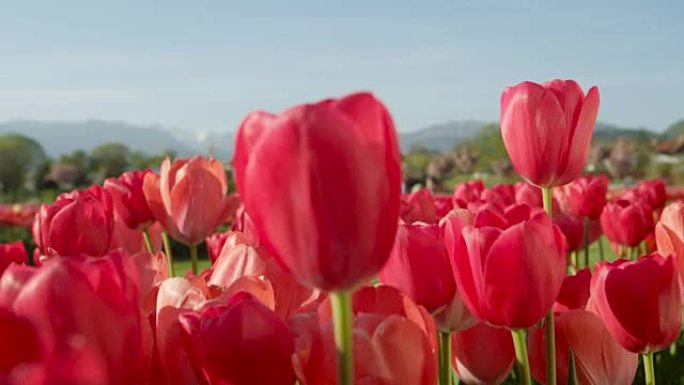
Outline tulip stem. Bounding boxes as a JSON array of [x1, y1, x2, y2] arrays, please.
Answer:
[[598, 236, 605, 261], [511, 329, 532, 385], [142, 229, 155, 254], [189, 244, 199, 275], [541, 187, 557, 385], [643, 352, 655, 385], [438, 331, 452, 385], [162, 232, 176, 277], [331, 291, 353, 385], [583, 218, 590, 268]]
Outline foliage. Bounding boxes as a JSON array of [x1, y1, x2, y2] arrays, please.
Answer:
[[0, 134, 47, 195]]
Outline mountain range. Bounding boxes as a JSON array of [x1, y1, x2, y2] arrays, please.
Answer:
[[0, 118, 678, 160]]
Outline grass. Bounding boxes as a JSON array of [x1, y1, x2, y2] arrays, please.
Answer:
[[172, 258, 212, 276]]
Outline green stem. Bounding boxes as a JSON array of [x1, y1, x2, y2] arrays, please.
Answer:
[[438, 331, 452, 385], [568, 350, 578, 385], [598, 236, 605, 261], [583, 218, 590, 268], [643, 352, 655, 385], [142, 229, 155, 254], [162, 232, 176, 277], [189, 244, 199, 275], [511, 329, 532, 385], [331, 291, 353, 385], [541, 187, 557, 385]]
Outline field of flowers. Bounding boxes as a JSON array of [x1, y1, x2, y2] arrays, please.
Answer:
[[1, 80, 684, 385]]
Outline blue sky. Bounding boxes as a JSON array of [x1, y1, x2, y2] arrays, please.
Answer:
[[0, 0, 682, 133]]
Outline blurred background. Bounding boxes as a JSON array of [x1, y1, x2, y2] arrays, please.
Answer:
[[0, 0, 682, 201]]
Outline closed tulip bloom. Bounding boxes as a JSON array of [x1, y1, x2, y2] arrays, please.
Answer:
[[32, 185, 114, 257], [179, 293, 296, 385], [481, 184, 516, 211], [559, 175, 609, 219], [446, 204, 567, 328], [104, 170, 156, 230], [553, 268, 591, 313], [433, 195, 454, 220], [590, 254, 681, 353], [636, 179, 667, 211], [552, 212, 584, 253], [232, 92, 402, 290], [500, 80, 600, 187], [144, 156, 231, 246], [453, 180, 486, 209], [600, 199, 654, 247], [529, 310, 638, 385], [656, 201, 684, 282], [206, 231, 231, 263], [380, 222, 455, 312], [400, 188, 437, 224], [0, 241, 27, 275], [451, 322, 515, 385]]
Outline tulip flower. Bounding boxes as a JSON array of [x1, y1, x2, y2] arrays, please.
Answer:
[[600, 199, 654, 248], [233, 92, 402, 385], [179, 293, 296, 385], [636, 179, 667, 211], [0, 241, 27, 275], [453, 180, 486, 209], [144, 156, 232, 273], [559, 175, 609, 220], [32, 185, 114, 257], [500, 79, 600, 187], [591, 254, 681, 354], [104, 170, 156, 230], [553, 268, 591, 313], [292, 285, 437, 385], [655, 201, 684, 283], [206, 231, 231, 263], [529, 310, 638, 385], [451, 322, 515, 385], [400, 188, 437, 224], [481, 183, 516, 211], [446, 204, 567, 328], [433, 194, 454, 220], [591, 253, 681, 384], [552, 212, 584, 254]]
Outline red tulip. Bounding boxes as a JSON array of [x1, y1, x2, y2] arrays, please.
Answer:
[[500, 79, 600, 187], [451, 322, 515, 385], [529, 309, 638, 385], [205, 231, 231, 263], [636, 179, 667, 211], [433, 194, 454, 220], [558, 175, 609, 219], [0, 309, 45, 384], [232, 92, 402, 290], [0, 263, 36, 308], [110, 216, 163, 255], [453, 180, 485, 209], [380, 222, 455, 312], [446, 204, 567, 328], [144, 156, 231, 246], [179, 293, 296, 385], [553, 268, 591, 313], [481, 183, 516, 211], [104, 170, 156, 230], [514, 182, 543, 207], [600, 199, 654, 247], [400, 188, 437, 224], [292, 285, 437, 385], [7, 254, 150, 384], [656, 201, 684, 283], [552, 211, 584, 253], [0, 241, 27, 275], [32, 185, 114, 257], [590, 254, 681, 353]]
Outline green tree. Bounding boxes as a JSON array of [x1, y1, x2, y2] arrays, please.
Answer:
[[90, 143, 131, 179], [0, 134, 47, 196]]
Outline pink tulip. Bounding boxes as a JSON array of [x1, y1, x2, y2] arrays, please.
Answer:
[[0, 241, 27, 275], [452, 322, 515, 385], [104, 170, 156, 230], [500, 79, 600, 187]]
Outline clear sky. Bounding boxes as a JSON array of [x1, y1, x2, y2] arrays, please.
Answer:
[[0, 0, 682, 133]]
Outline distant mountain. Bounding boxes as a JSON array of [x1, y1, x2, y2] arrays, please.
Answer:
[[0, 120, 204, 158], [662, 119, 684, 139], [593, 122, 656, 142], [399, 120, 488, 153]]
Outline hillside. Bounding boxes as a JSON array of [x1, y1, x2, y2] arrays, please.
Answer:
[[399, 120, 488, 152]]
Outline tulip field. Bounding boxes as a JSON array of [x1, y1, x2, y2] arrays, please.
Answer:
[[3, 80, 684, 385]]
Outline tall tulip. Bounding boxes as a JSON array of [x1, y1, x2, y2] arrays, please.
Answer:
[[446, 204, 567, 385], [104, 170, 156, 230], [144, 156, 232, 274], [500, 79, 600, 188], [233, 92, 402, 385], [636, 179, 667, 211], [32, 185, 114, 258], [529, 310, 638, 385], [655, 201, 684, 283], [558, 175, 609, 220], [591, 254, 681, 384]]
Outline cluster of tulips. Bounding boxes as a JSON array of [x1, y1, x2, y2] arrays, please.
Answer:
[[0, 203, 40, 228], [0, 81, 683, 385]]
